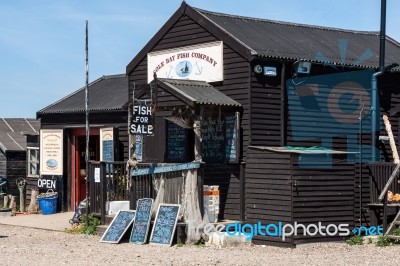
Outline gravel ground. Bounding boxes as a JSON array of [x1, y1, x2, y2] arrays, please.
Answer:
[[1, 224, 400, 265]]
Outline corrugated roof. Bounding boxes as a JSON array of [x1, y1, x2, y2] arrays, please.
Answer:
[[195, 7, 400, 69], [156, 78, 241, 107], [37, 74, 128, 116], [0, 118, 39, 152]]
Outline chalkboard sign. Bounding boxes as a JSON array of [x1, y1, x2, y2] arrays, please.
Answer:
[[149, 204, 181, 246], [135, 135, 143, 162], [130, 198, 153, 244], [100, 210, 136, 243], [102, 140, 113, 161], [167, 122, 188, 162], [100, 127, 118, 173], [201, 115, 225, 162], [225, 112, 239, 163]]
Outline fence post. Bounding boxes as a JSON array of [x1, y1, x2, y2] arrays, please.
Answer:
[[100, 162, 106, 224], [130, 173, 136, 210]]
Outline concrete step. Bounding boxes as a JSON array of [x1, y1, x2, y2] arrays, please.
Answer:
[[387, 235, 400, 240]]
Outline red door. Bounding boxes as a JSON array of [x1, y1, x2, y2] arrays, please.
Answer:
[[76, 136, 99, 203], [71, 128, 100, 209]]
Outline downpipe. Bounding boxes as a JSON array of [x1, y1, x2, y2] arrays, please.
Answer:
[[370, 71, 382, 162]]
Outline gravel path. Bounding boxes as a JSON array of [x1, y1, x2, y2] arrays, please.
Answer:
[[1, 224, 400, 265]]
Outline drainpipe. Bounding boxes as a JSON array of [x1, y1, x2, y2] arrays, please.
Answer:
[[371, 0, 386, 162]]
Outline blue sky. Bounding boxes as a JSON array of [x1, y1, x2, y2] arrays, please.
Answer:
[[1, 0, 399, 118]]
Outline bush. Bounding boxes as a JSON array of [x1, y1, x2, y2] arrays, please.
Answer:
[[81, 214, 100, 235], [65, 214, 100, 235], [346, 235, 364, 245], [376, 236, 392, 247]]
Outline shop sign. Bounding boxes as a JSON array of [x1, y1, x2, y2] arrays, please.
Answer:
[[40, 129, 63, 175], [147, 41, 223, 83], [130, 100, 153, 135]]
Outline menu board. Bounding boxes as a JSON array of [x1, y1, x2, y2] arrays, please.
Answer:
[[100, 210, 136, 243], [166, 122, 188, 162], [201, 115, 225, 162], [130, 198, 153, 244], [100, 127, 117, 173], [225, 112, 239, 163], [201, 112, 239, 163], [149, 204, 180, 246]]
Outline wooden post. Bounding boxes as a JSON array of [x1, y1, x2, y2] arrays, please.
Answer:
[[194, 106, 203, 162]]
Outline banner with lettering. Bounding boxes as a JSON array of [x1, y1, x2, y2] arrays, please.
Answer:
[[147, 41, 223, 83]]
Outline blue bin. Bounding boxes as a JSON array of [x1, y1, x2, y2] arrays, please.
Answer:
[[38, 196, 58, 215]]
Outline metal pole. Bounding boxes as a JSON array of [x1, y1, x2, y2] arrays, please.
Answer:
[[85, 20, 90, 230]]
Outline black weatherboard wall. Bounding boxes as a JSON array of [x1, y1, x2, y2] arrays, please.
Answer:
[[0, 118, 40, 208], [246, 147, 355, 247]]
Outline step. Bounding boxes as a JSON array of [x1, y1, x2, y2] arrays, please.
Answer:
[[387, 235, 400, 240], [395, 221, 400, 225], [92, 213, 115, 225], [96, 225, 109, 237]]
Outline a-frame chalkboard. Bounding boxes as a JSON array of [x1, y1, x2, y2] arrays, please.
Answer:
[[130, 198, 153, 244], [149, 204, 180, 246], [100, 210, 136, 243]]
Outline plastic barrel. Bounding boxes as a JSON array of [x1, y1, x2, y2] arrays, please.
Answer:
[[38, 196, 58, 215]]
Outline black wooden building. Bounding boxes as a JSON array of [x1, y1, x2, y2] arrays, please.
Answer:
[[0, 118, 40, 208], [125, 3, 400, 246]]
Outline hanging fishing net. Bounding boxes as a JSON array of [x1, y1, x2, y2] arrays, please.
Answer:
[[182, 169, 203, 244]]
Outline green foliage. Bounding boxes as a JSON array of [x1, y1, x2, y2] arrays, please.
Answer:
[[195, 238, 206, 248], [81, 214, 100, 235], [65, 214, 100, 235], [393, 227, 400, 236], [376, 236, 392, 247], [175, 242, 184, 248], [346, 235, 364, 245], [367, 237, 373, 244]]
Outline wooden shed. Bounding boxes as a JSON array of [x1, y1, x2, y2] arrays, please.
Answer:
[[36, 74, 129, 211], [124, 2, 400, 246], [0, 118, 40, 209]]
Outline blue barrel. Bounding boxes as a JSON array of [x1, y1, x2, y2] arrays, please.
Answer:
[[38, 196, 58, 215]]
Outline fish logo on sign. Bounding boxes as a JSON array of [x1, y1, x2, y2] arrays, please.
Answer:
[[175, 60, 192, 77]]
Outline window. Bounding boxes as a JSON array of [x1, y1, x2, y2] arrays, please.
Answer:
[[27, 147, 39, 177]]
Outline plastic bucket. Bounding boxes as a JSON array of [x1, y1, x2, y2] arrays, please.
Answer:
[[38, 196, 58, 215]]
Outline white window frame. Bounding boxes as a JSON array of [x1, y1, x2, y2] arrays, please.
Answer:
[[27, 147, 40, 178]]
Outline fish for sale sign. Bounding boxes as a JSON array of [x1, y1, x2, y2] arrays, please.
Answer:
[[130, 100, 153, 135]]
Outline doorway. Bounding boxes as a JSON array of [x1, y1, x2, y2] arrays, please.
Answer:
[[71, 128, 99, 209], [76, 136, 99, 203]]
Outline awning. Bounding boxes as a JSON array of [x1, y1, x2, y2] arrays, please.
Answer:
[[152, 78, 241, 107]]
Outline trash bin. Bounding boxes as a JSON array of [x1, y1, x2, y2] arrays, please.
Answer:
[[37, 190, 58, 215]]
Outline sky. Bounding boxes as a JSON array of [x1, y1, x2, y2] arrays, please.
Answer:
[[1, 0, 400, 118]]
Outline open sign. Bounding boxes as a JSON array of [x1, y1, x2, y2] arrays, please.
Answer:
[[38, 178, 57, 190]]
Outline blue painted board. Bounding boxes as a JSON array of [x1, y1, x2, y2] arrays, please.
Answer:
[[130, 198, 153, 244], [131, 162, 200, 176], [149, 204, 180, 246], [100, 210, 136, 243]]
